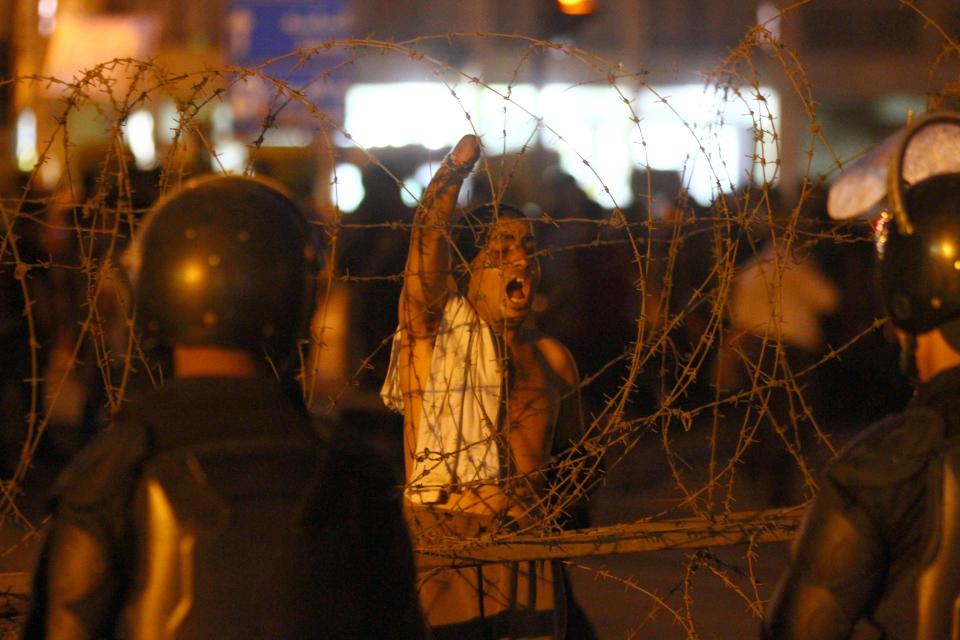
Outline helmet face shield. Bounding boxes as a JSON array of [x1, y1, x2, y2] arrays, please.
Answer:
[[132, 176, 316, 366], [828, 117, 960, 222], [829, 112, 960, 334]]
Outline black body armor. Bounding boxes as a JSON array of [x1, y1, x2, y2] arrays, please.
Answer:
[[24, 377, 424, 640], [915, 446, 960, 640], [118, 437, 328, 638], [763, 366, 960, 639]]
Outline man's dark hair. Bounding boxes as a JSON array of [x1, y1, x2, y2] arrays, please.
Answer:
[[451, 202, 528, 275]]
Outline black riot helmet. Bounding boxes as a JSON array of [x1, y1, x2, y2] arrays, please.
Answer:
[[128, 175, 316, 365], [879, 111, 960, 334], [879, 172, 960, 333]]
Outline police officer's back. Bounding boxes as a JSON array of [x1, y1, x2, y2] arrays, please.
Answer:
[[763, 112, 960, 639], [24, 176, 424, 639]]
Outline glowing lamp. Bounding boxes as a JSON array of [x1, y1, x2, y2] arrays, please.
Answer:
[[557, 0, 596, 15], [941, 241, 956, 260]]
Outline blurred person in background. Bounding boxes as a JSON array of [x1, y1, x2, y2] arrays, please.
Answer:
[[632, 168, 714, 406], [536, 166, 635, 420], [334, 161, 414, 476], [811, 190, 913, 430], [719, 189, 840, 507], [0, 184, 50, 479], [337, 161, 413, 390]]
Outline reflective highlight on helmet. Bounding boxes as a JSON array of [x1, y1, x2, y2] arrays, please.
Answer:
[[130, 175, 316, 366]]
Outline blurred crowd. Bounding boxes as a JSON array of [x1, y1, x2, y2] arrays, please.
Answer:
[[0, 150, 914, 503]]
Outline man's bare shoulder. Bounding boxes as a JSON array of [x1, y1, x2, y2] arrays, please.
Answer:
[[526, 330, 579, 389]]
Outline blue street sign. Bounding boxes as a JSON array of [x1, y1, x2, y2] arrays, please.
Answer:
[[227, 0, 354, 133]]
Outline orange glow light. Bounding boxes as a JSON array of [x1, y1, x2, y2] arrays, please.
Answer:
[[941, 241, 956, 260], [182, 263, 205, 286], [557, 0, 596, 15]]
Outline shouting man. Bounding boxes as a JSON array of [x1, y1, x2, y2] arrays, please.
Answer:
[[382, 135, 585, 638]]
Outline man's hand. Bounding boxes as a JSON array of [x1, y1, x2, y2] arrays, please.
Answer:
[[418, 135, 481, 222], [446, 134, 481, 176]]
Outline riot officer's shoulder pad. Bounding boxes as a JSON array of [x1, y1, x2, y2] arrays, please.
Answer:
[[50, 418, 151, 512], [829, 408, 943, 489]]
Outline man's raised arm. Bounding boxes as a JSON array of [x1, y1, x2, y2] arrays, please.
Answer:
[[400, 135, 480, 336]]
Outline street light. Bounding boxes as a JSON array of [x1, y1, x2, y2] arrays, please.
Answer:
[[556, 0, 597, 16]]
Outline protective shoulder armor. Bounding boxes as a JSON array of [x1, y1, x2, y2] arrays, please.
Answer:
[[915, 443, 960, 640], [830, 408, 943, 489], [50, 420, 151, 511], [763, 485, 886, 639], [118, 435, 327, 639]]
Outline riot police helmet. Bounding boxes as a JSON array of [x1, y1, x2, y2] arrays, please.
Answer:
[[128, 175, 316, 365], [879, 112, 960, 334], [878, 172, 960, 334]]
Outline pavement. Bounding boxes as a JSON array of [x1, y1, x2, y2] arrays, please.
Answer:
[[0, 405, 822, 639], [562, 422, 803, 640]]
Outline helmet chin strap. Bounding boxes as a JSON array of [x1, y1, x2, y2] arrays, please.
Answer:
[[899, 332, 919, 382]]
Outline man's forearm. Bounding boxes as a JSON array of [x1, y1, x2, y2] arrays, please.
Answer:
[[402, 135, 480, 328]]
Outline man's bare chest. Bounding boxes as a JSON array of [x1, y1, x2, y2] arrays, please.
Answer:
[[501, 347, 560, 429]]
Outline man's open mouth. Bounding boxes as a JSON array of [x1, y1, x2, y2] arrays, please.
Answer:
[[505, 276, 528, 304]]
